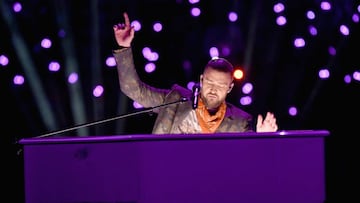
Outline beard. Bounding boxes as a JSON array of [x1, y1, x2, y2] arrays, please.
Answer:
[[202, 94, 223, 111]]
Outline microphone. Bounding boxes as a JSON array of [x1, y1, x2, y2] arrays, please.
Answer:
[[192, 83, 200, 109]]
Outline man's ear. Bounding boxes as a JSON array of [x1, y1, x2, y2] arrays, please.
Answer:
[[199, 75, 203, 87], [227, 82, 234, 93]]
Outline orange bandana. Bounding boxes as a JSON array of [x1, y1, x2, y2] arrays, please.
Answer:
[[195, 97, 227, 133]]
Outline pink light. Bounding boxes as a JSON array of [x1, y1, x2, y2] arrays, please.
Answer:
[[294, 37, 306, 48], [306, 10, 316, 20], [240, 96, 252, 106], [131, 20, 142, 31], [353, 71, 360, 81], [190, 7, 201, 17], [318, 69, 330, 79], [142, 47, 159, 61], [13, 75, 25, 85], [276, 16, 287, 26], [41, 38, 52, 49], [339, 25, 350, 36], [144, 62, 156, 73], [105, 56, 116, 67], [344, 74, 351, 84], [288, 106, 298, 116], [13, 2, 22, 12], [228, 12, 238, 22], [352, 14, 359, 23], [242, 83, 253, 94], [0, 55, 9, 66], [308, 25, 318, 36], [273, 3, 285, 13], [68, 73, 78, 84], [92, 85, 104, 97], [189, 0, 200, 4], [48, 61, 60, 72], [209, 47, 219, 58], [328, 46, 336, 56], [153, 22, 163, 32], [187, 81, 197, 91], [320, 1, 332, 11]]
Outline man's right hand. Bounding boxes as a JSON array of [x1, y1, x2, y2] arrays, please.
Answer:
[[113, 12, 135, 47]]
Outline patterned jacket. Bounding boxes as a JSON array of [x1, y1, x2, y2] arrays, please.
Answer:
[[113, 48, 254, 134]]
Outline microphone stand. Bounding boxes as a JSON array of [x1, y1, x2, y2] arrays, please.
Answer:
[[35, 97, 189, 138]]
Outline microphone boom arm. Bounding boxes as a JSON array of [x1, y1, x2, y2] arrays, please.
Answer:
[[35, 97, 189, 138]]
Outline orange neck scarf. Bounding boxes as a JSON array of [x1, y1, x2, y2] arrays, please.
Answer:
[[195, 97, 226, 133]]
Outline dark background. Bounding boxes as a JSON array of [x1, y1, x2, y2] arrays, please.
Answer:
[[1, 0, 359, 202]]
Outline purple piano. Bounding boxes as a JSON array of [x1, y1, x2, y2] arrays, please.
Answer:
[[19, 130, 329, 203]]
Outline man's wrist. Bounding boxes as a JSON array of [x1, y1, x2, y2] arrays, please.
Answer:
[[118, 45, 130, 49], [113, 46, 130, 54]]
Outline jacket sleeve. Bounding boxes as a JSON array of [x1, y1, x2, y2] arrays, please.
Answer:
[[113, 47, 171, 108]]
